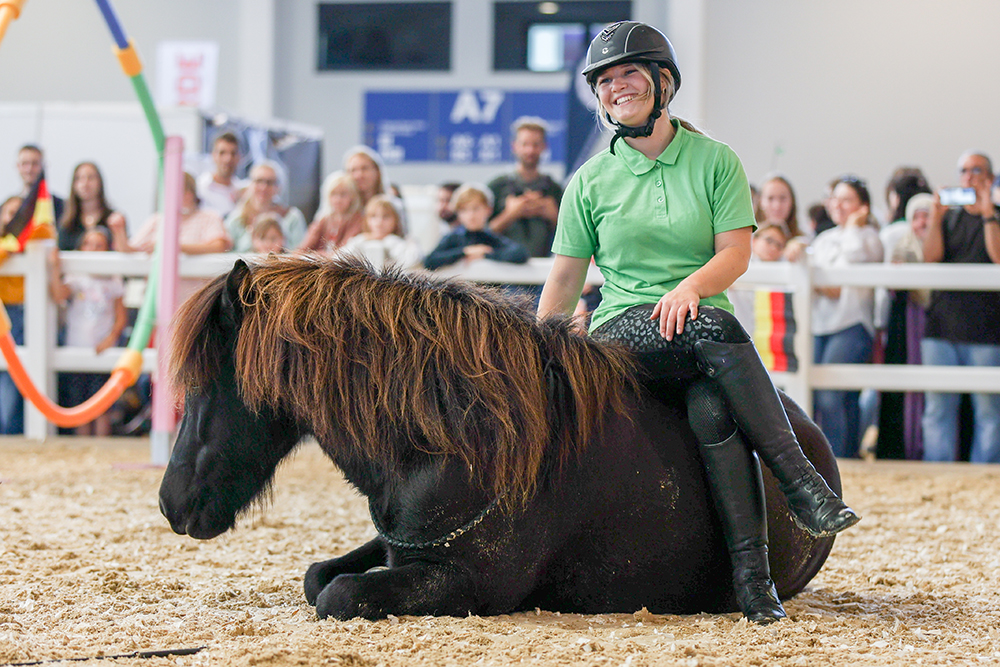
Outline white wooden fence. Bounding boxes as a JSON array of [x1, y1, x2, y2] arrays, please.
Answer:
[[3, 241, 999, 440]]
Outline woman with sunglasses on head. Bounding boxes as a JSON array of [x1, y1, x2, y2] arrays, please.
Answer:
[[224, 161, 306, 253], [809, 176, 884, 458], [537, 21, 860, 624]]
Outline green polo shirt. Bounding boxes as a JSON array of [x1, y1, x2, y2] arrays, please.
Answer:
[[552, 120, 756, 332]]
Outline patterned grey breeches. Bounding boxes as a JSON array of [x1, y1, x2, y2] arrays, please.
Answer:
[[591, 303, 750, 381], [592, 303, 751, 444]]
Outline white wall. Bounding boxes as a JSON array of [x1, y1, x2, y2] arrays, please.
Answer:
[[272, 0, 667, 185], [696, 0, 1000, 220], [0, 0, 243, 225], [0, 104, 206, 230], [0, 0, 243, 107], [2, 0, 998, 224]]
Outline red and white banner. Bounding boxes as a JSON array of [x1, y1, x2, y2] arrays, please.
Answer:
[[155, 41, 220, 109]]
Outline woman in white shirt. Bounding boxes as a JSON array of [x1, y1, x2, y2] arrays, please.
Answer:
[[808, 176, 883, 458]]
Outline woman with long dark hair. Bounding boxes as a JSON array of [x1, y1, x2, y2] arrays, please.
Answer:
[[57, 162, 125, 252], [810, 176, 884, 458]]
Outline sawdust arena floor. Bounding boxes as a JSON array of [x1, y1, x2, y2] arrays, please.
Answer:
[[1, 438, 999, 666]]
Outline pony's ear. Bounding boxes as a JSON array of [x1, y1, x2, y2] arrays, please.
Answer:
[[219, 259, 249, 330]]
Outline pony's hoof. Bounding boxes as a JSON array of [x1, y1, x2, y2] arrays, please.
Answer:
[[304, 562, 333, 606]]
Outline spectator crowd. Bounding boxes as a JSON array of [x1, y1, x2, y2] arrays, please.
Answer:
[[4, 126, 1000, 465]]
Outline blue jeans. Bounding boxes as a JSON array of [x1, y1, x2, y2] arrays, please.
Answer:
[[0, 304, 24, 435], [921, 338, 1000, 463], [814, 324, 873, 458]]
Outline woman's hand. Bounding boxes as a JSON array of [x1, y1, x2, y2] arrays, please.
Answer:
[[783, 238, 807, 262], [648, 227, 752, 341], [50, 282, 71, 306], [96, 334, 116, 354], [845, 204, 870, 228], [106, 213, 126, 235], [815, 286, 841, 300], [651, 283, 701, 341]]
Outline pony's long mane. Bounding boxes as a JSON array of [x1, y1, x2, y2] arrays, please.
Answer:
[[171, 254, 637, 506]]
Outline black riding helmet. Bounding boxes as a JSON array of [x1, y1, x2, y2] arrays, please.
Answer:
[[583, 21, 681, 92], [582, 21, 681, 153]]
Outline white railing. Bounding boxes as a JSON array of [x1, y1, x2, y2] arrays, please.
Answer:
[[3, 242, 999, 439], [730, 261, 1000, 413]]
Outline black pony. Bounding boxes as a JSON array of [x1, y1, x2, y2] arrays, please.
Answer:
[[159, 255, 839, 620]]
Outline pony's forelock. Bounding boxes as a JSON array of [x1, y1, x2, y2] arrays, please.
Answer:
[[168, 272, 232, 399]]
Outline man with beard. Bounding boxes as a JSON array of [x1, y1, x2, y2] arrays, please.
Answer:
[[487, 118, 562, 258]]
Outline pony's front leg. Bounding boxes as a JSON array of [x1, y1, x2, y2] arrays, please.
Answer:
[[304, 538, 387, 605], [314, 561, 476, 620]]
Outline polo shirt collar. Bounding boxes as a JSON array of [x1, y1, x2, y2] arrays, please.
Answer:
[[616, 118, 686, 175]]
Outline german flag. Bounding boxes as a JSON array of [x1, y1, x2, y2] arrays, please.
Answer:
[[0, 171, 57, 304], [752, 290, 798, 372], [2, 170, 56, 252]]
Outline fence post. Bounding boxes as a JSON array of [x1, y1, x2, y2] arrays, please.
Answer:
[[23, 240, 57, 440], [150, 135, 183, 465]]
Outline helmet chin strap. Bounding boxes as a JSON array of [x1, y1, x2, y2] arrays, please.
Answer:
[[607, 62, 663, 155]]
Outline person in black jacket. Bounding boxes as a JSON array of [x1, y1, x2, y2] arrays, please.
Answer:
[[921, 151, 1000, 463], [424, 184, 529, 271]]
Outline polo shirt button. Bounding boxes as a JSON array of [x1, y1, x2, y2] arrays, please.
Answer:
[[656, 181, 662, 186], [657, 197, 664, 203]]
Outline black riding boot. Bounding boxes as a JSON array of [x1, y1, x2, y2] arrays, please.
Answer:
[[693, 339, 861, 537], [700, 429, 786, 624]]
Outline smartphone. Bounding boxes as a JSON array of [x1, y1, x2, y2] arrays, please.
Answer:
[[939, 187, 977, 207]]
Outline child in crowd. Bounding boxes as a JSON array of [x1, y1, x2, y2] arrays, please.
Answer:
[[883, 192, 934, 460], [51, 227, 127, 436], [339, 195, 422, 268], [298, 171, 365, 254], [751, 222, 790, 262], [731, 222, 791, 339], [890, 193, 933, 266], [250, 213, 286, 254], [423, 184, 529, 270]]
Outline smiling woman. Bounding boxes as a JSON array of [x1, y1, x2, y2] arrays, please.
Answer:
[[595, 63, 657, 128], [808, 176, 883, 459], [57, 161, 126, 252], [224, 161, 307, 252], [537, 20, 860, 625]]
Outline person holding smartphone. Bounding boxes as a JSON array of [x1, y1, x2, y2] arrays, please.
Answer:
[[921, 151, 1000, 463]]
